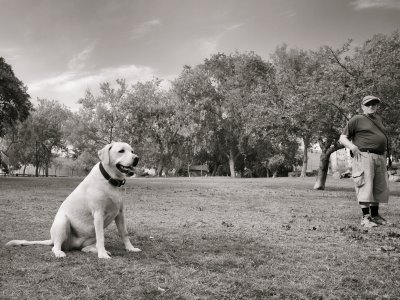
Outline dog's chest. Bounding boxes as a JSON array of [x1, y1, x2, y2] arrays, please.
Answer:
[[105, 192, 123, 211], [103, 193, 123, 224]]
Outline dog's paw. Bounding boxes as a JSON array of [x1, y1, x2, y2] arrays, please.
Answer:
[[126, 245, 141, 252], [98, 251, 112, 259], [53, 250, 66, 258]]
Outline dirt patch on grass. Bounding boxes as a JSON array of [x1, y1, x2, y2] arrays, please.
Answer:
[[1, 176, 400, 299]]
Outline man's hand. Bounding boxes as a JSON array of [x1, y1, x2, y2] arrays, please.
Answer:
[[339, 135, 366, 159], [351, 146, 367, 158]]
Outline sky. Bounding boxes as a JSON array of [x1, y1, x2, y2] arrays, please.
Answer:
[[1, 0, 399, 110]]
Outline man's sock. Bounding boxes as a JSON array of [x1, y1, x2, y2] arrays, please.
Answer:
[[361, 207, 370, 216], [370, 206, 379, 217]]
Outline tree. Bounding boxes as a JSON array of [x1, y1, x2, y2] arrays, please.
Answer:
[[75, 151, 98, 174], [272, 44, 354, 189], [271, 45, 321, 177], [304, 45, 352, 190], [63, 158, 81, 176], [0, 57, 32, 137], [2, 122, 34, 174], [52, 157, 65, 176], [173, 65, 224, 174], [267, 155, 285, 178], [24, 99, 72, 176], [299, 31, 400, 189], [124, 79, 191, 175], [349, 31, 400, 159], [305, 31, 400, 189], [174, 52, 276, 177], [67, 79, 131, 160]]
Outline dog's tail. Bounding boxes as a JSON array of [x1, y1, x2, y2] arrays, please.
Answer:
[[5, 240, 53, 247]]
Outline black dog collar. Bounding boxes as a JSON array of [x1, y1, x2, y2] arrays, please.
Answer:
[[99, 163, 126, 187]]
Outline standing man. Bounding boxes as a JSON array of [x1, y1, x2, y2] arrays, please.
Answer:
[[339, 95, 390, 228]]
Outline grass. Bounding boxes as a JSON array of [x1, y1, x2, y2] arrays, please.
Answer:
[[1, 176, 400, 299]]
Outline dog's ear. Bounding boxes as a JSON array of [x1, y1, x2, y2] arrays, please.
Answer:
[[98, 143, 113, 165]]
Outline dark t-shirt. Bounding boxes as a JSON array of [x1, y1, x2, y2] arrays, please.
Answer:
[[342, 114, 387, 153]]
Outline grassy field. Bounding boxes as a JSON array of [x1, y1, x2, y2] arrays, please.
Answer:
[[1, 176, 400, 300]]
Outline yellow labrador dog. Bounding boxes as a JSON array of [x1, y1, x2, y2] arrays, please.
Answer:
[[6, 142, 141, 259]]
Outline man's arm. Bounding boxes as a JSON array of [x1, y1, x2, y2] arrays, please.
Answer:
[[339, 135, 365, 158]]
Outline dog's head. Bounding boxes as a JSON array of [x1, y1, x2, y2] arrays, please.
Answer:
[[98, 142, 139, 177]]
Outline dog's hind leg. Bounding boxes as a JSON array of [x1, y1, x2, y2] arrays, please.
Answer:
[[50, 213, 71, 258]]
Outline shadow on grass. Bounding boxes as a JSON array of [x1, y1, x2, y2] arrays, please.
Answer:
[[324, 186, 355, 193]]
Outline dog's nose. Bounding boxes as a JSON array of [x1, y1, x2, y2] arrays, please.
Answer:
[[132, 157, 139, 166]]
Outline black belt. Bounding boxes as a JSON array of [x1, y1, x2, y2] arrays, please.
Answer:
[[359, 149, 384, 155]]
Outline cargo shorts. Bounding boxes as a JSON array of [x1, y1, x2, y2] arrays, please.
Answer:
[[352, 152, 389, 203]]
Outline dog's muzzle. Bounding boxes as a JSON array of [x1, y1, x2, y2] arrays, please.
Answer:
[[116, 157, 139, 177]]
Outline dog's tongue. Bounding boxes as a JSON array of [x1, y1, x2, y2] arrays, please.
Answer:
[[124, 165, 134, 171], [121, 165, 135, 176]]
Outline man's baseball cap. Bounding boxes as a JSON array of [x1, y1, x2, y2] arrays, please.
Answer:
[[362, 95, 381, 105]]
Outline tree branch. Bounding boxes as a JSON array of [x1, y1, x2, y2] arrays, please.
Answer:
[[326, 47, 357, 78]]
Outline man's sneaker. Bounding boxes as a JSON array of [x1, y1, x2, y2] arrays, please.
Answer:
[[372, 214, 387, 225], [361, 215, 378, 228]]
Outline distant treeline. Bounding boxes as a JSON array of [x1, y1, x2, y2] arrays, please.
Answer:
[[1, 31, 399, 189]]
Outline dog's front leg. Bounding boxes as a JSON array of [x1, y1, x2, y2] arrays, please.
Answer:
[[115, 209, 141, 252], [93, 210, 111, 259]]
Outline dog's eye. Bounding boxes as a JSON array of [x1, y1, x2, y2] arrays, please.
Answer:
[[118, 149, 125, 153], [131, 151, 134, 154]]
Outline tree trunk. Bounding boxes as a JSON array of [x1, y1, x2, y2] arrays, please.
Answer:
[[301, 150, 308, 177], [313, 144, 344, 190], [157, 162, 163, 177], [35, 141, 40, 177], [313, 151, 330, 190], [301, 136, 309, 177], [45, 149, 52, 177], [23, 165, 27, 176], [228, 149, 235, 178], [213, 164, 222, 176]]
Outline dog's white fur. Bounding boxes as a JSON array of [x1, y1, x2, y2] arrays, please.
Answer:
[[6, 142, 141, 259]]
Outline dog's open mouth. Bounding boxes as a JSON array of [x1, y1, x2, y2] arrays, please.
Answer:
[[116, 164, 135, 176]]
